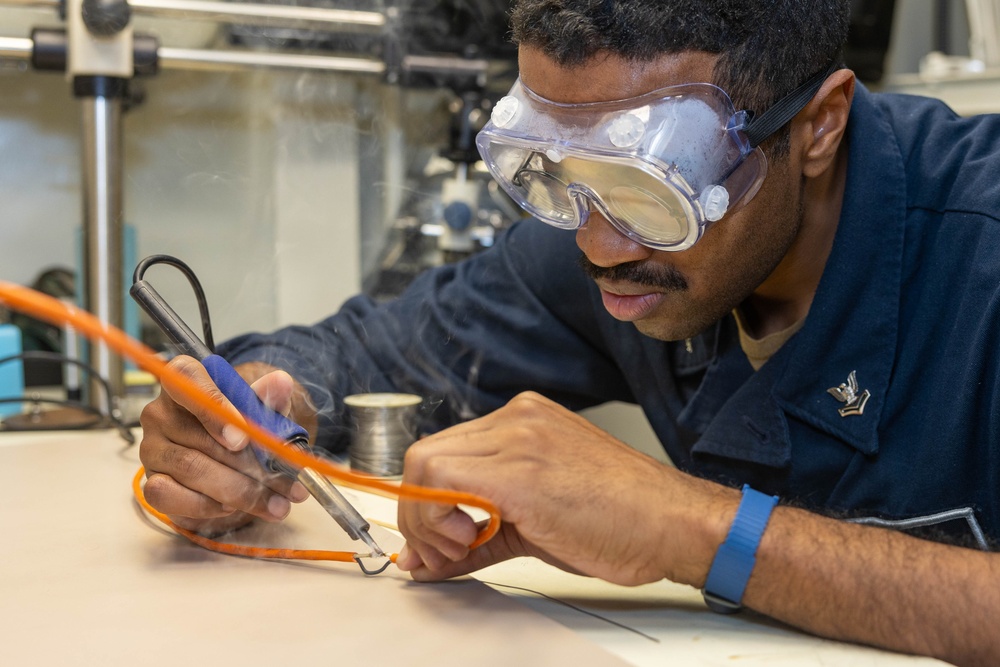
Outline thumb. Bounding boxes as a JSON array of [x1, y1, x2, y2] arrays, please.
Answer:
[[405, 523, 524, 581], [250, 370, 294, 417]]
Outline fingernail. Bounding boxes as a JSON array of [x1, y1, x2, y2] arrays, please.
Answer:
[[396, 544, 415, 571], [267, 494, 291, 520], [289, 481, 309, 503], [221, 424, 247, 451]]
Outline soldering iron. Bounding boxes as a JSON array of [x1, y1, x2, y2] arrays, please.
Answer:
[[130, 255, 384, 559]]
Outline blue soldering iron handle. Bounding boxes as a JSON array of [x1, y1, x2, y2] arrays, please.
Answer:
[[131, 278, 310, 476], [206, 358, 379, 547], [201, 354, 310, 475]]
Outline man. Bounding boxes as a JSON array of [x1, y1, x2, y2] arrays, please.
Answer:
[[139, 1, 1000, 664]]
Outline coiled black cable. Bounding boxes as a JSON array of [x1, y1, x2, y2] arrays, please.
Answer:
[[132, 254, 215, 353]]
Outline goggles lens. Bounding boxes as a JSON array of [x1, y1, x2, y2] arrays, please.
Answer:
[[477, 67, 832, 251], [608, 185, 688, 245], [513, 164, 574, 221], [509, 151, 694, 245]]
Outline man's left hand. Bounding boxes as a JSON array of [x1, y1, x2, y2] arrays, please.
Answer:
[[395, 392, 733, 586]]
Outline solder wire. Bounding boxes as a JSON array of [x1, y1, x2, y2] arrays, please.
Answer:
[[0, 281, 501, 564]]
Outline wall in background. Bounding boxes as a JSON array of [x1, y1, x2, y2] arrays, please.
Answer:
[[0, 7, 366, 343]]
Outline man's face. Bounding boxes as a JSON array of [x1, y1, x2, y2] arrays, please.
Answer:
[[518, 46, 804, 341]]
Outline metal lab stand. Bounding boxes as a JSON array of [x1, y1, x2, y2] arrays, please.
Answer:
[[0, 0, 486, 421]]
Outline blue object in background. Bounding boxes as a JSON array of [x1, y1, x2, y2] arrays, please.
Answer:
[[0, 324, 24, 419]]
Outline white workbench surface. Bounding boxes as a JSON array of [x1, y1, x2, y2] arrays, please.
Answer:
[[0, 429, 946, 666]]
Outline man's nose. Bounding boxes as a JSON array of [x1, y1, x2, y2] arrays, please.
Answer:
[[575, 211, 653, 268]]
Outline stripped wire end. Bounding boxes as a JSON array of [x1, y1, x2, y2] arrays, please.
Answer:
[[358, 529, 386, 559], [353, 552, 393, 576]]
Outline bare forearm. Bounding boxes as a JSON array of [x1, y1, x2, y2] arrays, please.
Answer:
[[742, 505, 1000, 666]]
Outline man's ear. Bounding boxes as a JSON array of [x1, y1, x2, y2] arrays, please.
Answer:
[[796, 68, 856, 179]]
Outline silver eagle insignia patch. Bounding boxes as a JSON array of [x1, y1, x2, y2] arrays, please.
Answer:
[[827, 370, 871, 417]]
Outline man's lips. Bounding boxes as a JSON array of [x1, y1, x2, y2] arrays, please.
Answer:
[[598, 284, 666, 322], [578, 255, 688, 321]]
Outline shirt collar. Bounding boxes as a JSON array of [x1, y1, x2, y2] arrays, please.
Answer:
[[685, 83, 906, 466], [773, 82, 905, 456]]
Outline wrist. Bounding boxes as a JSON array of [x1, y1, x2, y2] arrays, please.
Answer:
[[702, 484, 779, 613], [655, 474, 742, 587]]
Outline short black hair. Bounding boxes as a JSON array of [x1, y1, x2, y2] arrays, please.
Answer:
[[509, 0, 851, 155]]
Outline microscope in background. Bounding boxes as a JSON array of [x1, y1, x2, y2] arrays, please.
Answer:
[[226, 0, 522, 301], [361, 84, 523, 302], [208, 0, 520, 299]]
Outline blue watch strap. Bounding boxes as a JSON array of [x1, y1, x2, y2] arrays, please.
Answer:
[[702, 484, 779, 613]]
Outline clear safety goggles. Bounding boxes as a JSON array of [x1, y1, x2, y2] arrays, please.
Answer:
[[476, 66, 834, 251]]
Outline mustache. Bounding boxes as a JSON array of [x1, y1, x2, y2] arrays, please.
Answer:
[[577, 253, 688, 292]]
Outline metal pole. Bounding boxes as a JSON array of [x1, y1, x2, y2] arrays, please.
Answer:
[[0, 0, 385, 31], [80, 91, 125, 416], [64, 0, 132, 419], [0, 0, 58, 7], [129, 0, 385, 30], [157, 47, 385, 74], [0, 36, 387, 75], [0, 37, 32, 59]]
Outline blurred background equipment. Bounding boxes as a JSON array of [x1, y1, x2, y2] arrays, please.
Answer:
[[7, 267, 74, 387], [0, 323, 24, 420], [0, 0, 520, 424], [886, 0, 1000, 115], [845, 0, 898, 83], [0, 0, 998, 449]]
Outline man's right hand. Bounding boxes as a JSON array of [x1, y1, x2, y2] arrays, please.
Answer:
[[138, 356, 310, 535]]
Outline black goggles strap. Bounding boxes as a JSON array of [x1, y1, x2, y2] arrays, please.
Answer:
[[743, 62, 841, 148]]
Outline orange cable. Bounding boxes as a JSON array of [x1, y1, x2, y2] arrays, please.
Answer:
[[0, 281, 500, 564], [132, 466, 385, 562]]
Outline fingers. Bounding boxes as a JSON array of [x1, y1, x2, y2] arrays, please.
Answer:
[[394, 392, 672, 584], [396, 523, 523, 581], [397, 501, 480, 570], [142, 472, 236, 519], [139, 358, 310, 528], [171, 513, 255, 536], [247, 371, 309, 503], [141, 447, 293, 523], [158, 357, 296, 453], [397, 435, 509, 575], [158, 355, 251, 453], [140, 399, 305, 503]]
